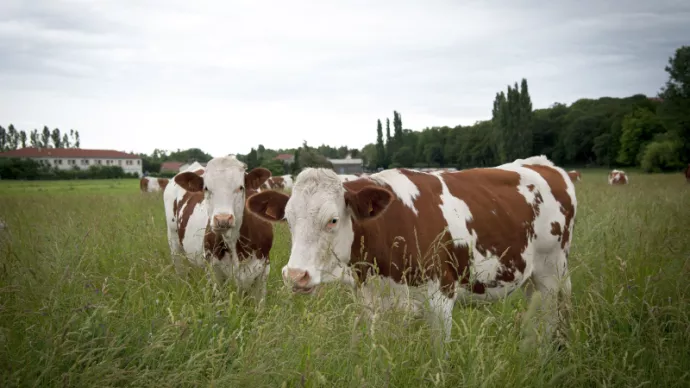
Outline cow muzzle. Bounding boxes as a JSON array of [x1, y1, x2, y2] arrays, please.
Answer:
[[283, 267, 315, 295], [212, 213, 235, 230]]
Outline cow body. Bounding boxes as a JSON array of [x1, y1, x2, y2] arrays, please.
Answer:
[[608, 169, 628, 185], [568, 170, 581, 182], [248, 155, 576, 348], [164, 156, 273, 303], [140, 177, 169, 192], [260, 175, 294, 191], [338, 174, 361, 182], [684, 164, 690, 182]]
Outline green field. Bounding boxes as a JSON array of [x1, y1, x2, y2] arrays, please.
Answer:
[[1, 172, 689, 387]]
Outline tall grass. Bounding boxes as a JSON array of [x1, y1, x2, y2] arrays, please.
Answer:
[[1, 171, 689, 387]]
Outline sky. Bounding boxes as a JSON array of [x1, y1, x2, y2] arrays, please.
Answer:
[[1, 0, 688, 157]]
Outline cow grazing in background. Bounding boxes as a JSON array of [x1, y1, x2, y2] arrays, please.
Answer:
[[260, 175, 294, 191], [140, 177, 169, 192], [248, 155, 576, 350], [164, 156, 273, 303], [684, 164, 690, 182], [568, 170, 581, 182], [608, 169, 628, 185]]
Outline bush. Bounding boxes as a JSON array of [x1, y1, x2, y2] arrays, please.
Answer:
[[640, 140, 683, 172], [0, 158, 139, 180]]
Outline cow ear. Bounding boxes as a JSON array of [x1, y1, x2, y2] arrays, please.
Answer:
[[246, 191, 289, 223], [245, 167, 272, 191], [344, 186, 393, 221], [175, 172, 204, 192]]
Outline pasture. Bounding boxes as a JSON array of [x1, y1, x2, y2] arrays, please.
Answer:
[[1, 171, 689, 387]]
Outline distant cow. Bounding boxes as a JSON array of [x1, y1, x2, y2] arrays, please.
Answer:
[[608, 169, 628, 185], [140, 177, 169, 192], [567, 170, 581, 182], [164, 156, 273, 303], [260, 175, 294, 191], [248, 155, 576, 349], [684, 164, 690, 182]]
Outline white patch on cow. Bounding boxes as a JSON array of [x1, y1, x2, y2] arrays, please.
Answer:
[[210, 251, 270, 303], [368, 169, 421, 215], [338, 174, 360, 183], [608, 169, 628, 185], [281, 175, 294, 189], [144, 178, 162, 192]]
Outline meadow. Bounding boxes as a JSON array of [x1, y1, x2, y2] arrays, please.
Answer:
[[1, 171, 689, 387]]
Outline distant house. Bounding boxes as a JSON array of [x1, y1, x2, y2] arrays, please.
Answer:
[[274, 153, 295, 165], [160, 161, 184, 174], [328, 154, 363, 175], [0, 147, 143, 177]]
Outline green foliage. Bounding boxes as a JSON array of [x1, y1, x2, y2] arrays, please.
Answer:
[[617, 108, 666, 165], [375, 119, 386, 169], [640, 139, 683, 172], [258, 158, 284, 176], [658, 45, 690, 163], [390, 146, 415, 168]]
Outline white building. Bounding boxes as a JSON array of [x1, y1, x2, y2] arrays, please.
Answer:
[[0, 147, 143, 177], [328, 153, 363, 175]]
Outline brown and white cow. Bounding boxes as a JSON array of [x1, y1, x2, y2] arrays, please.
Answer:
[[164, 156, 273, 303], [684, 164, 690, 183], [140, 177, 169, 192], [567, 170, 581, 182], [608, 169, 628, 185], [260, 174, 294, 191], [247, 155, 576, 348]]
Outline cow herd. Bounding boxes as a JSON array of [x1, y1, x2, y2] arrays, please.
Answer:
[[136, 157, 689, 353]]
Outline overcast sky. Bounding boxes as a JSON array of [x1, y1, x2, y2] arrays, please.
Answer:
[[1, 0, 688, 157]]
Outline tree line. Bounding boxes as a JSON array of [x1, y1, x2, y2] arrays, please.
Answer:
[[0, 126, 81, 151]]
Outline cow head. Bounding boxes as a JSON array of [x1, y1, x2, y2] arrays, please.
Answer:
[[248, 168, 393, 294], [175, 156, 271, 238]]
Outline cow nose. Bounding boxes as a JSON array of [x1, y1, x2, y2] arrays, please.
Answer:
[[285, 268, 311, 288], [213, 213, 234, 229]]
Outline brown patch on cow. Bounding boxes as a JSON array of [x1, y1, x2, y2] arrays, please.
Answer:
[[260, 176, 286, 191], [175, 191, 204, 243], [157, 178, 169, 191], [609, 171, 628, 185], [551, 221, 562, 242], [524, 165, 575, 250], [139, 177, 149, 192], [567, 170, 581, 182], [343, 168, 541, 298]]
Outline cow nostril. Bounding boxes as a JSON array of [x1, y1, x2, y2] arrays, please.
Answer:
[[287, 268, 311, 287]]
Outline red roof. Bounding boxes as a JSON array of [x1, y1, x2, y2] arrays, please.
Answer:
[[274, 153, 294, 160], [0, 147, 140, 159], [160, 161, 184, 171]]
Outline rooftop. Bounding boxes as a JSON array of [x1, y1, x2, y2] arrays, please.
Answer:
[[0, 147, 140, 159], [274, 153, 294, 160], [160, 161, 184, 171], [328, 158, 363, 165]]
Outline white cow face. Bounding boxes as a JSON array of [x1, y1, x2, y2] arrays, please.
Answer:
[[248, 168, 392, 294], [175, 157, 271, 238]]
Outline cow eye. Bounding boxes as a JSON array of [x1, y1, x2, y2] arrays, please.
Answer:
[[239, 186, 244, 191], [204, 186, 209, 192], [328, 218, 338, 227]]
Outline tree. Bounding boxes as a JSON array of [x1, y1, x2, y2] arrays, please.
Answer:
[[375, 119, 386, 169], [30, 129, 40, 147], [41, 126, 51, 148], [385, 118, 393, 164], [73, 130, 80, 148], [393, 111, 403, 148], [391, 146, 415, 168], [51, 128, 62, 148], [7, 125, 18, 150], [657, 45, 690, 164], [245, 148, 259, 169], [291, 148, 301, 175], [19, 130, 27, 148], [0, 126, 6, 151], [62, 133, 71, 148], [617, 108, 665, 165]]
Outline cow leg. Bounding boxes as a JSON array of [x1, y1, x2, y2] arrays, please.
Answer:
[[426, 281, 454, 358], [523, 251, 571, 348], [247, 263, 270, 309]]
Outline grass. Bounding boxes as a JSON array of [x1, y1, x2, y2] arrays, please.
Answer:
[[0, 170, 689, 387]]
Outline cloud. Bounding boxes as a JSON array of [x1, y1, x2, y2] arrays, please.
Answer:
[[1, 0, 689, 156]]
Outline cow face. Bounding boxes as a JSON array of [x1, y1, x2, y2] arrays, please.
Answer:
[[248, 168, 393, 294], [175, 156, 270, 237]]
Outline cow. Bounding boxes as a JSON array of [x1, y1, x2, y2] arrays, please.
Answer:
[[338, 174, 361, 182], [567, 170, 581, 182], [164, 156, 273, 303], [608, 169, 628, 185], [260, 175, 294, 191], [140, 177, 170, 192], [684, 164, 690, 182], [247, 155, 576, 351]]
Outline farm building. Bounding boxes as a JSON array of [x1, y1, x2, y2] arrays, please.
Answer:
[[0, 147, 143, 177], [328, 154, 363, 175], [159, 161, 184, 174]]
